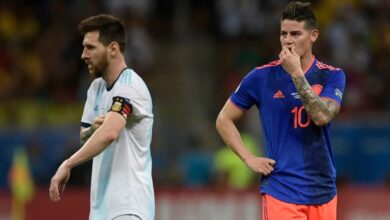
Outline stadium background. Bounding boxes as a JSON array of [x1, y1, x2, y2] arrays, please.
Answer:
[[0, 0, 389, 219]]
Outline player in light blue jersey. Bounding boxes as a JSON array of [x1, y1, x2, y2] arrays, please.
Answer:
[[49, 14, 154, 220], [216, 2, 345, 220]]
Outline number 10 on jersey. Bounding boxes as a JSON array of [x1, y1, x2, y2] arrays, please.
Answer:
[[291, 106, 311, 129]]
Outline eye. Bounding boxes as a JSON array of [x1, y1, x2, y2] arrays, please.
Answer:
[[291, 32, 301, 36]]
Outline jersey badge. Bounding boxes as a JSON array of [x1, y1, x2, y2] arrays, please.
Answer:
[[311, 84, 323, 96], [109, 96, 133, 119]]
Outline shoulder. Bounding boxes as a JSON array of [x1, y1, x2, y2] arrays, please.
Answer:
[[316, 60, 344, 74], [255, 60, 281, 70], [315, 60, 345, 80], [246, 60, 281, 79], [117, 68, 147, 87], [115, 69, 152, 98], [117, 68, 134, 86]]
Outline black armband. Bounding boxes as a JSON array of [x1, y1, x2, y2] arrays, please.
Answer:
[[109, 96, 132, 119]]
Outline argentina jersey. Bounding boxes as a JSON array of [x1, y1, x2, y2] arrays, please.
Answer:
[[81, 68, 155, 220], [230, 58, 345, 205]]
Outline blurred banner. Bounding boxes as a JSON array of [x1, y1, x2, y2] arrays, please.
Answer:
[[1, 186, 390, 220]]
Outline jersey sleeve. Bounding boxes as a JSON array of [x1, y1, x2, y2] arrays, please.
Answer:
[[320, 69, 346, 105], [80, 80, 99, 127], [230, 68, 259, 110], [112, 72, 153, 120]]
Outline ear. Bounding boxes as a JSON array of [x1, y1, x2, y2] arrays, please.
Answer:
[[310, 29, 319, 43], [108, 41, 120, 56]]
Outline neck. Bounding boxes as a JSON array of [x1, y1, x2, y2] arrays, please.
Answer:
[[300, 52, 314, 73], [102, 58, 127, 87]]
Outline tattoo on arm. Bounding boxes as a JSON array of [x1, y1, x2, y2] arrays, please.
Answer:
[[80, 128, 93, 145], [292, 76, 340, 125]]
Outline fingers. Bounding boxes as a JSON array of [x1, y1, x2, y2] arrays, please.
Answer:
[[257, 158, 276, 175], [49, 178, 61, 202], [279, 46, 291, 61], [261, 162, 275, 175], [92, 115, 105, 131], [267, 158, 276, 166], [95, 116, 104, 125]]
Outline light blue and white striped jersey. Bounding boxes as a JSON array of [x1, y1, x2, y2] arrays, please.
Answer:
[[81, 68, 154, 220]]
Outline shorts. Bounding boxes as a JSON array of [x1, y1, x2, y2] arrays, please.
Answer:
[[262, 194, 337, 220]]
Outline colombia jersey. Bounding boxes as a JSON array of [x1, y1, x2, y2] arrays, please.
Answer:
[[230, 58, 346, 205]]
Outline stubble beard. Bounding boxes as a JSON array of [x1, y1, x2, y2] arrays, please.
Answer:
[[88, 52, 108, 78]]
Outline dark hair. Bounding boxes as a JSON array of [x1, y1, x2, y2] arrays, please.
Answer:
[[281, 1, 317, 30], [78, 14, 127, 53]]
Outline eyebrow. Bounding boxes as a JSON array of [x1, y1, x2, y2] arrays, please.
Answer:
[[280, 30, 302, 34]]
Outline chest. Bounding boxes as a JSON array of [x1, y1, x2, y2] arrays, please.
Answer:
[[260, 71, 324, 112], [93, 84, 115, 116]]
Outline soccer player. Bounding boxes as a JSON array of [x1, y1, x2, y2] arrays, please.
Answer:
[[216, 2, 345, 220], [49, 14, 154, 220]]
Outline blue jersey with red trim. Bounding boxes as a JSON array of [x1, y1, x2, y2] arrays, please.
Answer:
[[230, 58, 346, 205]]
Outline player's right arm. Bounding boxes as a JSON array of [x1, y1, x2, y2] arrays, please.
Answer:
[[80, 115, 105, 145], [216, 99, 275, 175]]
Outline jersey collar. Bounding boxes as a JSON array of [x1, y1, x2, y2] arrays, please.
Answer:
[[106, 67, 129, 91], [303, 55, 316, 75]]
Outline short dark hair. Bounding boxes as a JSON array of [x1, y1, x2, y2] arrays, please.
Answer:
[[78, 14, 127, 52], [281, 1, 317, 30]]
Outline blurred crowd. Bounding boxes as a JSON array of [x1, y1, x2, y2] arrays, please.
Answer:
[[0, 0, 389, 189]]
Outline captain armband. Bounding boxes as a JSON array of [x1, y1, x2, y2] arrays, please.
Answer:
[[109, 96, 133, 119]]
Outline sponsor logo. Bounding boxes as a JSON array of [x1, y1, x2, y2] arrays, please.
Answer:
[[273, 90, 285, 98], [291, 92, 300, 99]]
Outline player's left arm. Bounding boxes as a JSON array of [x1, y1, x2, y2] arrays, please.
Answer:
[[292, 76, 339, 126]]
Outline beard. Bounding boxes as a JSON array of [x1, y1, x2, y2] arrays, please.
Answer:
[[87, 51, 108, 78]]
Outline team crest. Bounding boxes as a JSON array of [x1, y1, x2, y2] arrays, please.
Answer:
[[311, 84, 323, 96], [112, 101, 123, 112], [109, 96, 133, 119]]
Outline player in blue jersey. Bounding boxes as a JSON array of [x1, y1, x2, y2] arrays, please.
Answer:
[[216, 2, 345, 220], [49, 14, 154, 220]]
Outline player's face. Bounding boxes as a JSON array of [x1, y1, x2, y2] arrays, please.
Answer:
[[280, 19, 318, 57], [81, 31, 109, 77]]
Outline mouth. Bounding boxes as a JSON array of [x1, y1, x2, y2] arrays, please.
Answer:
[[283, 45, 294, 52]]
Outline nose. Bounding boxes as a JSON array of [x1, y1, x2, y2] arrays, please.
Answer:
[[283, 34, 293, 44], [81, 48, 88, 60]]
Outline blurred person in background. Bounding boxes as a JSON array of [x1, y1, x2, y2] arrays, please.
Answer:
[[49, 14, 154, 220], [214, 132, 259, 189], [216, 2, 345, 220]]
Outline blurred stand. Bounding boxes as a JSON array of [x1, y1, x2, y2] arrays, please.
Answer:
[[0, 0, 389, 219]]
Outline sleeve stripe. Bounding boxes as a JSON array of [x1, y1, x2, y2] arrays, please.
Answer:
[[81, 122, 91, 128]]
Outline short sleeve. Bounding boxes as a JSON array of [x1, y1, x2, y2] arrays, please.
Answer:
[[320, 69, 346, 105], [230, 69, 259, 110], [112, 70, 153, 119]]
